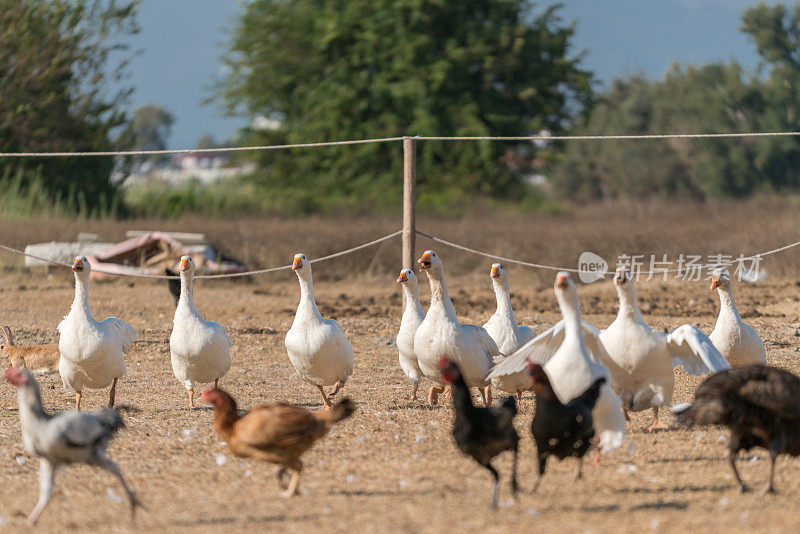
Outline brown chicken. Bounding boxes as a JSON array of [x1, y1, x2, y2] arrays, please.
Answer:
[[202, 388, 355, 497]]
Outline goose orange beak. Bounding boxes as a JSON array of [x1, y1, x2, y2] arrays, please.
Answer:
[[397, 272, 408, 283], [556, 273, 569, 289], [490, 265, 501, 278], [710, 276, 720, 290], [292, 257, 303, 271], [72, 258, 83, 272], [614, 269, 627, 285], [179, 257, 190, 271], [418, 253, 431, 270]]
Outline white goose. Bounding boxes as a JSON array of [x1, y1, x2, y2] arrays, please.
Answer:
[[285, 253, 354, 410], [599, 268, 730, 430], [488, 272, 625, 455], [396, 268, 425, 400], [58, 257, 138, 410], [413, 250, 499, 407], [170, 255, 231, 408], [709, 269, 766, 367], [483, 263, 535, 405]]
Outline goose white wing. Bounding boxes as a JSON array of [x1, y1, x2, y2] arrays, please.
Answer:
[[100, 317, 139, 353], [207, 320, 231, 350], [464, 324, 502, 359], [487, 322, 566, 380], [667, 324, 730, 375], [579, 321, 613, 366], [488, 320, 607, 380], [592, 383, 626, 453]]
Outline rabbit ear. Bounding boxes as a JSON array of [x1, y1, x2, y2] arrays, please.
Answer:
[[2, 327, 13, 346]]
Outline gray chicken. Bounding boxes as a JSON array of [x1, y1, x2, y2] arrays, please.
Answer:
[[6, 366, 142, 525]]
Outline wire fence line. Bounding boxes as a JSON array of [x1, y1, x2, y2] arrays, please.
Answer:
[[3, 131, 800, 158], [415, 230, 800, 277], [3, 228, 800, 281], [414, 131, 800, 142], [0, 137, 406, 158], [0, 230, 402, 279]]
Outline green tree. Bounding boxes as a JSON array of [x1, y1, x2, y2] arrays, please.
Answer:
[[0, 0, 139, 214], [552, 63, 768, 201], [553, 2, 800, 202], [741, 2, 800, 191], [217, 0, 592, 212], [117, 104, 175, 171]]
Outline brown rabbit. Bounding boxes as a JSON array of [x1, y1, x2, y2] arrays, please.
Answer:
[[1, 326, 60, 372]]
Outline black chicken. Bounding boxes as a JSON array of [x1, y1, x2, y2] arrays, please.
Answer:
[[528, 363, 604, 491], [673, 364, 800, 494], [165, 267, 181, 305], [439, 357, 519, 510]]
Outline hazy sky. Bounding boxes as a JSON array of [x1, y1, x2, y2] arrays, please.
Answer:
[[124, 1, 776, 148]]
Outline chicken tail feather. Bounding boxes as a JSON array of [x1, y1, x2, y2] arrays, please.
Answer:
[[92, 407, 126, 432], [673, 399, 726, 427], [315, 397, 356, 425]]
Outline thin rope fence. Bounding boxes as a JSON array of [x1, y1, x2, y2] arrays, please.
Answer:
[[0, 137, 405, 157], [3, 131, 800, 158], [3, 229, 800, 280], [414, 132, 800, 141], [0, 230, 401, 279], [415, 230, 800, 277]]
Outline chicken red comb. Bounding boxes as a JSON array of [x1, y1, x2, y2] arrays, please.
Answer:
[[5, 365, 27, 386], [528, 362, 545, 379]]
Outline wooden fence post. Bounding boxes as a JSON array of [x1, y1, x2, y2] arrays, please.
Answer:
[[402, 137, 417, 271]]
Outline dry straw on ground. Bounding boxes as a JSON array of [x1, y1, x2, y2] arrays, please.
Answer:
[[1, 200, 800, 532]]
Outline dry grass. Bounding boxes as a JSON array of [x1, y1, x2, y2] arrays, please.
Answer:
[[1, 200, 800, 532], [3, 197, 800, 280]]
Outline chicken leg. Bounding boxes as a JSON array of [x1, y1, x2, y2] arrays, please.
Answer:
[[316, 385, 333, 410], [27, 459, 55, 526], [761, 450, 778, 495], [93, 452, 143, 519], [281, 460, 303, 498], [574, 457, 584, 481], [75, 391, 82, 411], [187, 389, 195, 409], [728, 450, 748, 492], [644, 406, 669, 432], [481, 461, 500, 510], [108, 378, 117, 408], [510, 448, 519, 497]]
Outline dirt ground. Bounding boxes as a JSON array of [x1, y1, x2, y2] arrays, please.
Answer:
[[2, 260, 800, 533]]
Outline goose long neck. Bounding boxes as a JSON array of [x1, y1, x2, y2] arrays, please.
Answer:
[[557, 290, 585, 347], [297, 272, 324, 322], [717, 286, 740, 321], [427, 269, 457, 320], [72, 274, 91, 314], [615, 284, 644, 322], [492, 278, 515, 322], [178, 272, 198, 313], [402, 283, 424, 317]]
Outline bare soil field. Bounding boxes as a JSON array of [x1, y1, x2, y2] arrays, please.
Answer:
[[1, 201, 800, 532]]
